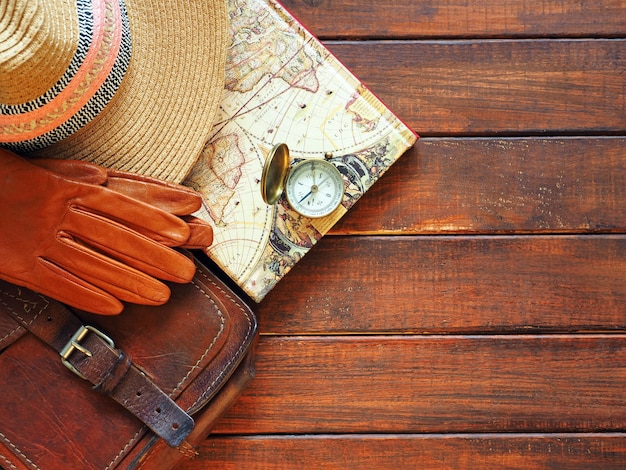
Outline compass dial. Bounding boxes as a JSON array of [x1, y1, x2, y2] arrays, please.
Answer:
[[285, 159, 345, 218]]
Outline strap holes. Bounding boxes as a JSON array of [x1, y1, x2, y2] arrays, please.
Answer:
[[172, 423, 179, 430], [155, 407, 161, 414], [136, 391, 142, 397]]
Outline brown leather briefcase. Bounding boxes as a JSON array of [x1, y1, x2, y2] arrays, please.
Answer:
[[0, 256, 258, 469]]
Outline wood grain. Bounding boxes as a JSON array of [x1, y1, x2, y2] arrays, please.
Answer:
[[256, 235, 626, 334], [324, 40, 626, 135], [331, 137, 626, 235], [182, 434, 626, 470], [213, 335, 626, 434], [182, 0, 626, 467], [281, 0, 626, 39]]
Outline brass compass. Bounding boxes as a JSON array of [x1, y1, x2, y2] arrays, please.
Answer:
[[261, 143, 345, 218]]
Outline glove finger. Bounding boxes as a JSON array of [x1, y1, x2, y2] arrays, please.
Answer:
[[65, 208, 196, 283], [180, 215, 213, 248], [33, 159, 203, 216], [106, 169, 203, 215], [32, 258, 124, 315], [76, 189, 192, 247], [30, 158, 108, 185], [49, 234, 173, 305]]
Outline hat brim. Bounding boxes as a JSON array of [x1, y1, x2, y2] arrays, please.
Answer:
[[28, 0, 228, 184]]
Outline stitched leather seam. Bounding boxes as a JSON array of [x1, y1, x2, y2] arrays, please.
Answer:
[[135, 442, 160, 470], [0, 287, 41, 348], [134, 437, 198, 470], [105, 428, 144, 470], [176, 440, 199, 458], [0, 289, 48, 327], [1, 285, 147, 469], [0, 279, 233, 468], [132, 271, 244, 470], [0, 453, 20, 470], [105, 273, 227, 469], [119, 277, 225, 421], [0, 287, 27, 344], [0, 286, 159, 469], [189, 269, 254, 410], [169, 280, 226, 396], [0, 323, 22, 346], [0, 431, 39, 470]]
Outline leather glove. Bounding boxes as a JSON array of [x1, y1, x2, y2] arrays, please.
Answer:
[[0, 149, 210, 315], [32, 158, 213, 249]]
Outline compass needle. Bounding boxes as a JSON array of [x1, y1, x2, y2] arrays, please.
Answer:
[[298, 189, 313, 204], [287, 158, 344, 218]]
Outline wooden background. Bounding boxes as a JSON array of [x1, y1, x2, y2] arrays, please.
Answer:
[[182, 0, 626, 468]]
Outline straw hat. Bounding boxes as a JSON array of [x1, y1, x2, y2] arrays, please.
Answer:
[[0, 0, 228, 183]]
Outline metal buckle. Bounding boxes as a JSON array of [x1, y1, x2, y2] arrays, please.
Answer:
[[60, 325, 115, 380]]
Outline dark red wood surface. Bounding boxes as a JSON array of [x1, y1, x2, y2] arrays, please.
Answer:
[[181, 0, 626, 468]]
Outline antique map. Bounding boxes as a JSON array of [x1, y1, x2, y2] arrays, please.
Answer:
[[184, 0, 417, 302]]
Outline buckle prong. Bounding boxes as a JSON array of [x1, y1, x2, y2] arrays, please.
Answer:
[[60, 325, 115, 380]]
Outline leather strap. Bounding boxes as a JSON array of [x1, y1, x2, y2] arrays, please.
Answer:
[[0, 280, 194, 447]]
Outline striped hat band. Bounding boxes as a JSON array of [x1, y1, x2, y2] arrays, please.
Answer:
[[0, 0, 228, 184]]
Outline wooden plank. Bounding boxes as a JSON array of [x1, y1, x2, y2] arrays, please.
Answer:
[[324, 39, 626, 135], [184, 2, 626, 469], [332, 137, 626, 235], [213, 335, 626, 434], [183, 434, 626, 469], [256, 235, 626, 334], [281, 0, 626, 39]]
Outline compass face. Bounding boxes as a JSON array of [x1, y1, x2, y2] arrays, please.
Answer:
[[285, 159, 345, 218]]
